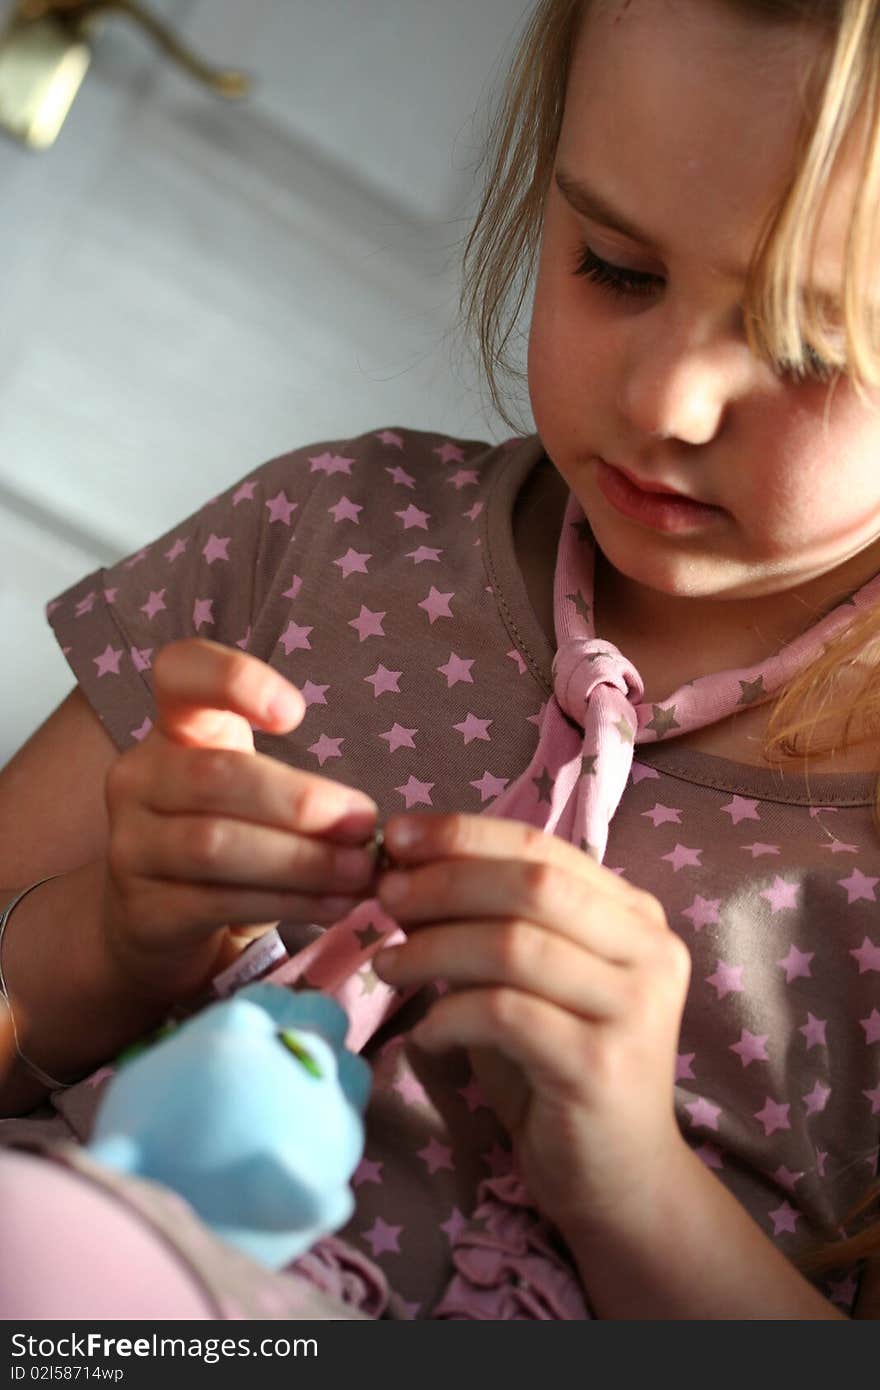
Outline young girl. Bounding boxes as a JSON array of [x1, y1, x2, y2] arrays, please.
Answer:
[[1, 0, 879, 1319]]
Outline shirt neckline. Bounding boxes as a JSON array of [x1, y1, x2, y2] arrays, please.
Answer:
[[480, 433, 878, 807]]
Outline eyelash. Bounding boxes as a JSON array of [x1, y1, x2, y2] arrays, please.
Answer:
[[573, 243, 659, 298], [572, 242, 837, 380]]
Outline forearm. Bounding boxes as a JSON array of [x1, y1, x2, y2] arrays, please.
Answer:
[[0, 863, 177, 1115], [566, 1139, 847, 1320]]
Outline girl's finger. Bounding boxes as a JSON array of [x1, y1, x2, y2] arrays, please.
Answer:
[[118, 877, 365, 945], [377, 857, 660, 965], [152, 639, 306, 746], [113, 806, 377, 897], [139, 743, 378, 845], [409, 986, 597, 1099], [383, 812, 630, 893], [374, 919, 626, 1020]]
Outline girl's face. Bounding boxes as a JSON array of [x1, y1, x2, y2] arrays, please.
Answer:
[[528, 0, 880, 608]]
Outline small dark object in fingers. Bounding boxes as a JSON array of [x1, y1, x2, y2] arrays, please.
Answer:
[[367, 825, 393, 873]]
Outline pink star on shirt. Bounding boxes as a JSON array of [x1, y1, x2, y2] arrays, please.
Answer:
[[406, 546, 442, 564], [235, 627, 251, 651], [863, 1084, 880, 1114], [363, 1217, 402, 1257], [803, 1080, 831, 1114], [130, 646, 152, 672], [165, 538, 188, 562], [386, 465, 415, 488], [458, 1078, 489, 1112], [395, 504, 430, 530], [278, 621, 312, 655], [141, 589, 167, 619], [471, 771, 509, 802], [694, 1143, 724, 1170], [839, 868, 879, 903], [437, 652, 474, 686], [446, 468, 479, 490], [282, 575, 302, 600], [232, 480, 256, 505], [265, 491, 297, 525], [349, 606, 386, 641], [75, 592, 96, 616], [353, 1157, 384, 1186], [334, 548, 371, 578], [860, 1008, 880, 1044], [799, 1013, 827, 1048], [308, 734, 343, 766], [742, 843, 781, 858], [721, 795, 761, 824], [850, 936, 880, 972], [642, 803, 682, 827], [365, 665, 402, 697], [760, 876, 800, 912], [94, 644, 123, 677], [630, 761, 660, 784], [417, 1137, 454, 1174], [309, 451, 354, 476], [681, 895, 721, 931], [507, 648, 527, 675], [301, 680, 328, 708], [675, 1053, 695, 1080], [777, 944, 814, 982], [193, 598, 214, 630], [123, 548, 148, 569], [684, 1097, 721, 1130], [730, 1030, 769, 1067], [440, 1208, 469, 1242], [434, 442, 466, 465], [396, 776, 434, 809], [464, 501, 484, 522], [453, 713, 492, 744], [202, 534, 230, 564], [380, 724, 417, 753], [376, 429, 404, 448], [661, 844, 703, 871], [706, 961, 745, 999], [328, 496, 362, 523], [773, 1165, 804, 1192], [418, 587, 454, 623], [768, 1201, 799, 1235], [103, 589, 117, 604], [130, 716, 153, 742], [754, 1097, 791, 1136]]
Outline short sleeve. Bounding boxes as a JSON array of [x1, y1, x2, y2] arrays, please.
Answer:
[[45, 429, 390, 751]]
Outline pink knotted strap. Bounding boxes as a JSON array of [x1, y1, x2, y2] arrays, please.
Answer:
[[215, 487, 880, 1318]]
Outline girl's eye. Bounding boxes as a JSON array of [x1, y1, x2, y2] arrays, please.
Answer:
[[573, 243, 661, 299]]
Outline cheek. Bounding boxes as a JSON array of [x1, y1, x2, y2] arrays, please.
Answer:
[[740, 405, 880, 551]]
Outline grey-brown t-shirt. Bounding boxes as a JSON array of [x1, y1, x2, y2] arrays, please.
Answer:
[[12, 425, 880, 1316]]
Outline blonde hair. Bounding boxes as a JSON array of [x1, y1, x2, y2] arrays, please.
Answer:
[[456, 0, 880, 1284]]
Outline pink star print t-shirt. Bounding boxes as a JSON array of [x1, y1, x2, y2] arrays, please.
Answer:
[[16, 425, 880, 1317]]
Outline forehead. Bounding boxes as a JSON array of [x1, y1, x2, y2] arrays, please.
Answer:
[[559, 0, 841, 277]]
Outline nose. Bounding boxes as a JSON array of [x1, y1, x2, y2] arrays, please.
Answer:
[[616, 312, 745, 446]]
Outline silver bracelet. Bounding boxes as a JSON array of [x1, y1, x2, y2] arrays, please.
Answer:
[[0, 876, 68, 1090]]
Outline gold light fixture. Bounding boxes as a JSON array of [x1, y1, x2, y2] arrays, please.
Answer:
[[0, 0, 250, 150]]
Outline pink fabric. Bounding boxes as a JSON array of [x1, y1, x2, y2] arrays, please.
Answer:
[[217, 490, 880, 1318], [0, 1150, 214, 1319]]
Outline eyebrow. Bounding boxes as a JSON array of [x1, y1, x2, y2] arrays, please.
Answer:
[[554, 167, 748, 282], [554, 167, 850, 317]]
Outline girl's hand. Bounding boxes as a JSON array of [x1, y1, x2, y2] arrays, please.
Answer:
[[374, 813, 693, 1239], [101, 639, 379, 1001]]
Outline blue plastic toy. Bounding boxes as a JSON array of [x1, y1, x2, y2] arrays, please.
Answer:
[[87, 983, 370, 1270]]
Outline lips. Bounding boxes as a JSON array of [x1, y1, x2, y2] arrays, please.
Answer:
[[611, 462, 696, 501]]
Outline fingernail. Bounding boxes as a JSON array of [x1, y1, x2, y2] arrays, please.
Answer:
[[334, 798, 379, 840], [266, 688, 302, 725], [386, 818, 421, 851]]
